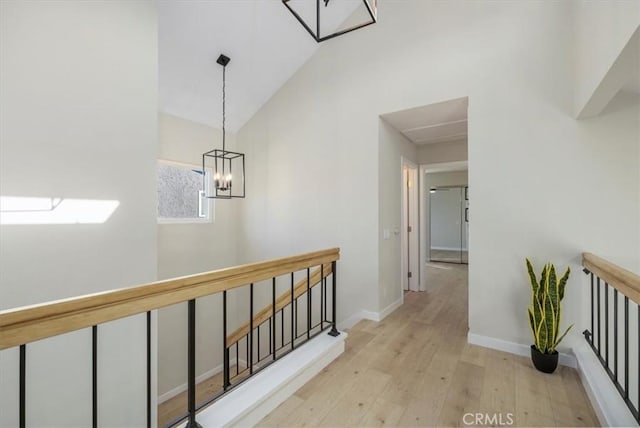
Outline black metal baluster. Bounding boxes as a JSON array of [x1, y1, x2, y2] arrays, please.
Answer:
[[614, 289, 618, 380], [329, 261, 339, 336], [272, 278, 277, 361], [245, 335, 249, 373], [581, 269, 639, 422], [320, 264, 324, 330], [597, 277, 601, 354], [280, 309, 284, 350], [590, 273, 594, 343], [223, 291, 230, 389], [268, 320, 272, 358], [186, 299, 201, 428], [323, 273, 327, 323], [93, 325, 98, 428], [624, 296, 629, 399], [257, 324, 261, 362], [307, 268, 311, 339], [146, 311, 151, 428], [291, 273, 295, 350], [19, 344, 25, 428], [249, 283, 254, 375], [605, 282, 609, 366], [235, 342, 239, 376]]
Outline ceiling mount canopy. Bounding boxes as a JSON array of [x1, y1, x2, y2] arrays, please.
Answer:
[[282, 0, 377, 43], [202, 54, 246, 199]]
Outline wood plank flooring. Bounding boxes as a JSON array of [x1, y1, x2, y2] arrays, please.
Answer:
[[258, 263, 600, 427], [158, 370, 224, 427], [158, 364, 249, 427], [429, 249, 468, 264]]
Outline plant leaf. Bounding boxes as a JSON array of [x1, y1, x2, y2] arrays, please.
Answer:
[[547, 264, 559, 346], [528, 308, 537, 346], [536, 298, 548, 352], [554, 324, 574, 349], [558, 266, 570, 300], [526, 258, 538, 295]]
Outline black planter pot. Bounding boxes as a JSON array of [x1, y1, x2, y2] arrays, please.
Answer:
[[530, 345, 559, 373]]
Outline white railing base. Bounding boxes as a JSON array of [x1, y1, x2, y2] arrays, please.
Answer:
[[183, 331, 346, 428], [573, 340, 638, 427]]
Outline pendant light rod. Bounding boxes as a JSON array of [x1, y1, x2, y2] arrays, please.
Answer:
[[216, 54, 230, 153]]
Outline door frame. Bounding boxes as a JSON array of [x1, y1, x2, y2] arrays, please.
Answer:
[[401, 157, 419, 293], [419, 161, 469, 291]]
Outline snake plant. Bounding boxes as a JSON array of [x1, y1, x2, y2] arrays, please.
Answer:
[[526, 259, 573, 354]]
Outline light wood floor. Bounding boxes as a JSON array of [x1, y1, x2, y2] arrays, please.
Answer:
[[158, 364, 250, 427], [430, 249, 468, 264], [158, 370, 223, 427], [257, 263, 599, 428]]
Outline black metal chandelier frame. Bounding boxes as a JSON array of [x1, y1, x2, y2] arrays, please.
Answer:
[[202, 54, 246, 199], [282, 0, 377, 43]]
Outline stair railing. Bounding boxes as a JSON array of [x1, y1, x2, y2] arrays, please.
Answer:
[[582, 252, 640, 424], [0, 247, 340, 428], [221, 263, 335, 385]]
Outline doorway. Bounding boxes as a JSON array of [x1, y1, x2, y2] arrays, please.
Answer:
[[401, 159, 419, 292], [429, 185, 468, 264]]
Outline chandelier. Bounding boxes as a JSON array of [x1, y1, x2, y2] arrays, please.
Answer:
[[202, 54, 245, 199], [282, 0, 377, 43]]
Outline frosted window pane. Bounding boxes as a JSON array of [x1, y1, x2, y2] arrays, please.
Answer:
[[157, 164, 203, 218]]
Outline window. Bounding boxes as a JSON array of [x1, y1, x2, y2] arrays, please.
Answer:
[[157, 160, 212, 223]]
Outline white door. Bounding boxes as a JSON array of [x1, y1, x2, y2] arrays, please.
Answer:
[[403, 163, 419, 291]]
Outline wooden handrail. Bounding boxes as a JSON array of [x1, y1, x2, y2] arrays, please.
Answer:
[[226, 263, 332, 346], [0, 248, 340, 350], [583, 253, 640, 304]]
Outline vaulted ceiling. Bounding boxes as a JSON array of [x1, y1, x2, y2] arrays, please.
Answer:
[[159, 0, 364, 132]]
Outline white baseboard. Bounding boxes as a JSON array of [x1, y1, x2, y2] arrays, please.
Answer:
[[572, 340, 637, 427], [467, 333, 577, 368], [186, 331, 346, 427], [431, 246, 469, 251], [338, 313, 364, 330], [360, 310, 380, 322], [378, 297, 403, 320], [338, 298, 403, 330], [158, 358, 238, 404]]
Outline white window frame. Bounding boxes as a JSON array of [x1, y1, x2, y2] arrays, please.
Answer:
[[157, 159, 214, 224]]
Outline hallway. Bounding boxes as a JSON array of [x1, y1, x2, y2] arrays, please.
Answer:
[[258, 263, 599, 427]]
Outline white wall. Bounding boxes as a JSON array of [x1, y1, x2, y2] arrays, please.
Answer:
[[156, 113, 240, 399], [0, 1, 157, 427], [236, 0, 639, 350], [378, 119, 417, 311], [425, 171, 468, 189], [235, 67, 380, 322], [573, 93, 640, 331], [417, 139, 468, 164], [573, 0, 640, 117]]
